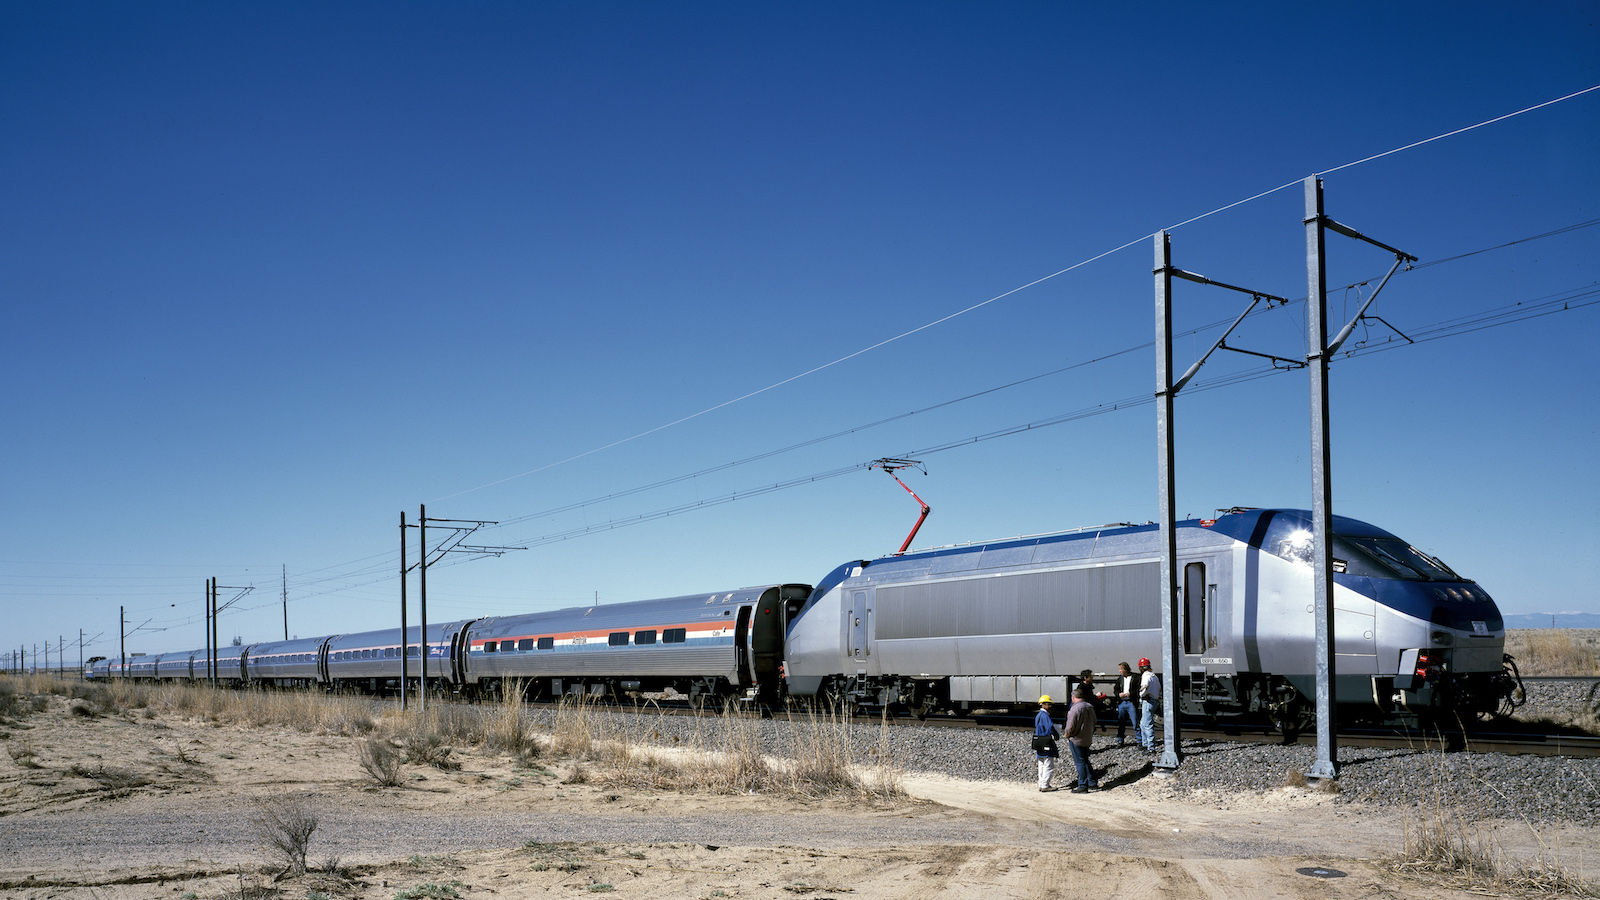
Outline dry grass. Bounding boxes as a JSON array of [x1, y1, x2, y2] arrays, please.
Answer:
[[0, 675, 908, 803], [484, 679, 537, 756], [552, 697, 907, 801], [1504, 629, 1600, 677], [1385, 748, 1599, 897]]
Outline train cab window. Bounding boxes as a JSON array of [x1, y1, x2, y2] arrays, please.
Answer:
[[608, 632, 630, 646], [483, 641, 498, 653], [537, 637, 554, 650], [517, 639, 535, 651], [634, 630, 657, 645], [663, 628, 686, 644]]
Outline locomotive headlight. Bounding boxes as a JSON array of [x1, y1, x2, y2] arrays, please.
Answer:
[[1430, 631, 1454, 647]]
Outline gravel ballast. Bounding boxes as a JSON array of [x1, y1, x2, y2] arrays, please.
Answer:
[[538, 679, 1600, 827]]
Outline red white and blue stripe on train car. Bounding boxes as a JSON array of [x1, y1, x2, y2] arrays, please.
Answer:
[[471, 623, 736, 654]]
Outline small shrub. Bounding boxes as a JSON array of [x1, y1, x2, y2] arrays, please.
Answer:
[[358, 736, 403, 787], [8, 739, 42, 769], [393, 882, 462, 899], [524, 841, 586, 873], [401, 732, 459, 771], [252, 795, 319, 874], [68, 762, 151, 797]]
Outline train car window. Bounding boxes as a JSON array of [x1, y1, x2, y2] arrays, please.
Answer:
[[361, 650, 371, 659], [608, 632, 629, 646], [483, 641, 498, 653], [635, 630, 657, 645], [663, 628, 686, 644], [407, 647, 419, 658], [537, 637, 554, 650], [517, 639, 535, 651]]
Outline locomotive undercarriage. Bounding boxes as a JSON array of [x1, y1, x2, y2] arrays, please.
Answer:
[[805, 665, 1520, 734]]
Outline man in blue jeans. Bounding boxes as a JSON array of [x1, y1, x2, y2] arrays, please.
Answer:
[[1138, 657, 1162, 752], [1114, 661, 1141, 747], [1063, 684, 1099, 792]]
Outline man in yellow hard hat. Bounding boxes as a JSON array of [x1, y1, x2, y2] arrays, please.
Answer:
[[1033, 695, 1062, 792]]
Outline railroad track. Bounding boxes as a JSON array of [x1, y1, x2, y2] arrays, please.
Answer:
[[862, 711, 1599, 757], [513, 697, 1600, 759]]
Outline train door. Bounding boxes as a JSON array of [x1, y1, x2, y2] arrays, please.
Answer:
[[1183, 561, 1211, 658], [1181, 557, 1238, 711], [746, 587, 789, 693], [847, 590, 870, 661], [733, 606, 754, 687], [1182, 558, 1232, 665]]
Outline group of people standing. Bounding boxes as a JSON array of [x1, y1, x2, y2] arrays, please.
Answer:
[[1033, 658, 1161, 793]]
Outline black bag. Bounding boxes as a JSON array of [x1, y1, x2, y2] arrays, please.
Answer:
[[1031, 734, 1055, 752]]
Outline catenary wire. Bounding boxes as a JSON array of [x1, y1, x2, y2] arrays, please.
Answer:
[[432, 85, 1600, 505]]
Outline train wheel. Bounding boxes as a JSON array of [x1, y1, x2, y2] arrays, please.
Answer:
[[823, 678, 860, 719], [1274, 699, 1312, 741], [906, 684, 939, 720]]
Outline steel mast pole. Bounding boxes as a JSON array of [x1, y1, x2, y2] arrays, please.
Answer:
[[1153, 231, 1183, 772], [1304, 176, 1339, 780], [419, 503, 427, 713], [400, 511, 409, 711]]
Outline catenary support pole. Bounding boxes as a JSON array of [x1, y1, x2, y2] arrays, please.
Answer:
[[419, 503, 427, 713], [400, 510, 409, 711], [1304, 176, 1340, 780], [1152, 231, 1183, 772]]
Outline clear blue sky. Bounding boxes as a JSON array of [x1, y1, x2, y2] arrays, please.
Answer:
[[3, 3, 1596, 663]]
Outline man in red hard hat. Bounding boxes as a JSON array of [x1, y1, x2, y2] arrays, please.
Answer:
[[1137, 657, 1161, 753]]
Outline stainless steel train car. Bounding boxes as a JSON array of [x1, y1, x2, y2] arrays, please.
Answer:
[[783, 508, 1514, 727], [458, 584, 811, 706], [245, 636, 327, 689], [323, 622, 467, 694]]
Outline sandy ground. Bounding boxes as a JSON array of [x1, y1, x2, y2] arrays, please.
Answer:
[[1, 702, 1593, 900]]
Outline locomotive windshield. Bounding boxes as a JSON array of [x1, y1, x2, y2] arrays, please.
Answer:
[[1258, 515, 1463, 582], [1335, 535, 1460, 582]]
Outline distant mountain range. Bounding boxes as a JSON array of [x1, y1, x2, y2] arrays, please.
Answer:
[[1504, 613, 1600, 629]]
